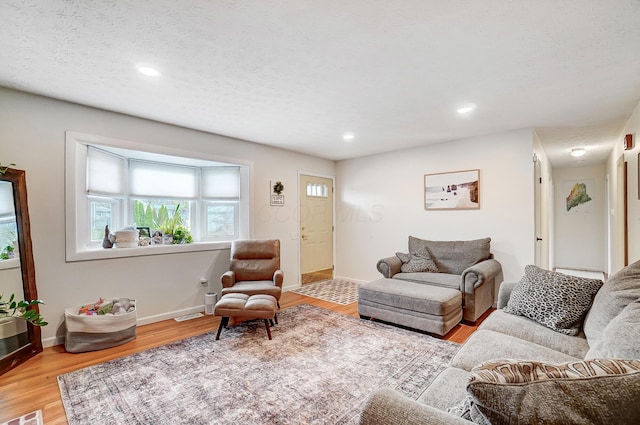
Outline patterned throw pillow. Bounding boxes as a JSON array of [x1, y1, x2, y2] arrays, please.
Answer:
[[503, 265, 603, 335], [450, 359, 640, 424], [395, 246, 439, 273]]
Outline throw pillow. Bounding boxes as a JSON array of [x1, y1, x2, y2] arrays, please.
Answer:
[[586, 300, 640, 360], [458, 359, 640, 425], [503, 265, 603, 335], [395, 246, 439, 273], [583, 259, 640, 346]]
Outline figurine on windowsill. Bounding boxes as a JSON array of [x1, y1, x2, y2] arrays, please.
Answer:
[[102, 225, 113, 248]]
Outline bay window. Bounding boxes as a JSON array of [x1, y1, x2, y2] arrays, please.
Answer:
[[65, 131, 250, 261]]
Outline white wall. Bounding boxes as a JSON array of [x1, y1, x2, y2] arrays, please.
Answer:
[[552, 165, 606, 271], [335, 128, 535, 289], [607, 99, 640, 272], [0, 87, 335, 346]]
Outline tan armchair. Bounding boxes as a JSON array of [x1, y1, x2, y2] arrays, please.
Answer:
[[220, 239, 284, 306]]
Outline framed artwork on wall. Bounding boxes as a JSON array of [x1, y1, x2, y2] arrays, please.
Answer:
[[563, 179, 594, 214], [424, 169, 480, 210], [270, 180, 285, 206]]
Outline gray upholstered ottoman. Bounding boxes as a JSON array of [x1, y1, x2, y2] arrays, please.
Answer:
[[358, 278, 462, 336]]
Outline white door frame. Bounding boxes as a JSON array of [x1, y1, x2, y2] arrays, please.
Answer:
[[297, 170, 336, 286]]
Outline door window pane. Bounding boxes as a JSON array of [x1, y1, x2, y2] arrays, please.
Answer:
[[307, 182, 328, 198]]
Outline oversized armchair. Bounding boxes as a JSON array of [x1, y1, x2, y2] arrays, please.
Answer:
[[376, 236, 502, 322], [220, 239, 284, 306]]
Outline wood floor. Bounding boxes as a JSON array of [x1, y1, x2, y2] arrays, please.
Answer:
[[0, 292, 489, 424], [300, 268, 333, 284]]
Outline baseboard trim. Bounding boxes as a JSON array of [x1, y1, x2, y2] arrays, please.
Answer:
[[334, 275, 369, 285]]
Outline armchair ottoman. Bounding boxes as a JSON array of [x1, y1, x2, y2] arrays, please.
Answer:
[[359, 278, 462, 336]]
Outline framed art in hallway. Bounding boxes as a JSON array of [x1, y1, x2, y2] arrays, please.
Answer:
[[424, 169, 480, 210], [563, 179, 594, 214]]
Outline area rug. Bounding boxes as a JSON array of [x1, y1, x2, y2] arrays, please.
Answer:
[[58, 304, 459, 425], [290, 279, 360, 305]]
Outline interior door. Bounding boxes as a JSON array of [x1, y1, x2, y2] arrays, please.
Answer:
[[299, 174, 334, 284], [534, 158, 543, 267]]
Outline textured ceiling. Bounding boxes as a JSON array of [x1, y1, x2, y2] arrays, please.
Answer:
[[1, 1, 639, 166]]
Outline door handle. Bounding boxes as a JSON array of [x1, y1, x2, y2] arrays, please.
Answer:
[[301, 234, 307, 240], [536, 237, 543, 241]]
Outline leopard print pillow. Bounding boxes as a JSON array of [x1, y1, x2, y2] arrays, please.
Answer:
[[503, 265, 603, 335], [395, 245, 439, 273]]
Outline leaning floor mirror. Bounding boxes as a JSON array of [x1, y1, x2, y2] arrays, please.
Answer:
[[0, 167, 42, 376]]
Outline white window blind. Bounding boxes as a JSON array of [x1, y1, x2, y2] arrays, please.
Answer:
[[129, 160, 198, 198], [0, 182, 15, 216], [87, 147, 126, 195], [202, 167, 240, 199]]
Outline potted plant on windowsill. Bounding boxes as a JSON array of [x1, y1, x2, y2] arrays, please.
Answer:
[[0, 293, 48, 327], [157, 204, 193, 244]]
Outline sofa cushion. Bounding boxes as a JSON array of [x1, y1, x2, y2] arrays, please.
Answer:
[[359, 278, 461, 316], [393, 272, 460, 290], [455, 358, 640, 424], [586, 300, 640, 360], [479, 310, 590, 358], [503, 265, 603, 336], [409, 236, 491, 275], [418, 367, 470, 412], [451, 329, 580, 372], [584, 259, 640, 346], [396, 246, 439, 273]]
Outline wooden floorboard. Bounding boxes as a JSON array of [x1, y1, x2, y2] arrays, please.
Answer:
[[0, 292, 488, 424]]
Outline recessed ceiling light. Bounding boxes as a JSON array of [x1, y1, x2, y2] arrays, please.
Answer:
[[137, 65, 160, 77], [342, 132, 355, 141], [571, 148, 586, 157], [457, 104, 476, 114]]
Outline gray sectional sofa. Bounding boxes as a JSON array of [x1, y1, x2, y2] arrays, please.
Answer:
[[359, 260, 640, 425], [376, 236, 502, 322]]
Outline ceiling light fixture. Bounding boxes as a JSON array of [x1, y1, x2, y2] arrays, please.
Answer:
[[137, 65, 161, 77], [570, 147, 586, 158], [456, 104, 476, 114], [342, 132, 355, 141]]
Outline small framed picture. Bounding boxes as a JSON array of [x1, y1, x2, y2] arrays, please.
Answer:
[[162, 234, 174, 245], [151, 229, 163, 245], [137, 227, 150, 238]]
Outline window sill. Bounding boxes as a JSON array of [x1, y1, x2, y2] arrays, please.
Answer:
[[0, 258, 20, 270], [66, 241, 231, 263]]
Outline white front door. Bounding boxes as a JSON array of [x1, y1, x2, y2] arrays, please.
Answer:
[[299, 174, 334, 282]]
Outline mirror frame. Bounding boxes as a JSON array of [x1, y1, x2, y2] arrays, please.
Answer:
[[0, 167, 42, 375]]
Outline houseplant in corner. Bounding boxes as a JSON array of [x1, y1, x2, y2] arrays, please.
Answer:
[[0, 293, 48, 327]]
